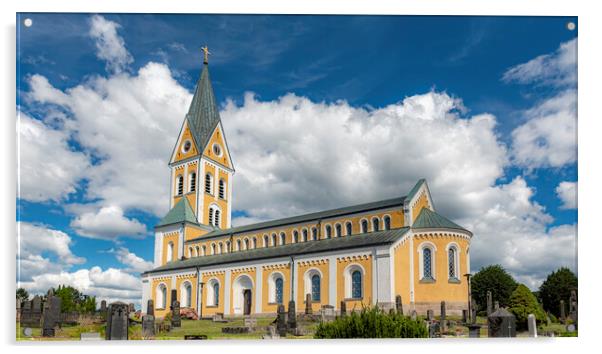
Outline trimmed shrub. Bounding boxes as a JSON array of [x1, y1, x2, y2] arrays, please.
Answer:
[[508, 284, 546, 330], [314, 307, 428, 338]]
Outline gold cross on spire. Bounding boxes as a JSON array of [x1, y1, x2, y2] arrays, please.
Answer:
[[201, 45, 211, 64]]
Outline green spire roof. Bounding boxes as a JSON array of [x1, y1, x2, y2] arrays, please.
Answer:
[[412, 207, 469, 232], [186, 63, 222, 152], [156, 198, 198, 228]]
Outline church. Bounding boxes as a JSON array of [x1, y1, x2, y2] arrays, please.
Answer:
[[140, 49, 473, 318]]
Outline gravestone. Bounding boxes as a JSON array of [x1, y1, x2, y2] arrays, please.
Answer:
[[244, 317, 257, 330], [142, 315, 155, 337], [80, 332, 101, 341], [395, 295, 403, 315], [16, 298, 21, 321], [462, 309, 468, 323], [560, 300, 566, 324], [305, 293, 312, 315], [100, 300, 107, 312], [487, 308, 516, 338], [426, 309, 434, 321], [527, 314, 537, 338], [340, 301, 347, 317], [410, 310, 417, 321], [428, 322, 441, 338], [171, 300, 181, 327], [321, 305, 335, 322], [106, 302, 129, 340], [171, 289, 178, 307], [128, 303, 135, 313], [263, 325, 280, 339], [42, 295, 61, 337], [494, 301, 500, 311], [276, 304, 287, 336], [471, 298, 477, 324], [20, 300, 33, 326], [147, 299, 154, 316], [468, 324, 481, 338], [32, 296, 42, 316], [287, 300, 297, 330], [569, 290, 578, 326], [486, 291, 493, 316], [440, 301, 447, 331]]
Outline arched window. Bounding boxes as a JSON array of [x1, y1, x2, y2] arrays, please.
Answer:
[[208, 208, 214, 226], [372, 217, 380, 232], [189, 172, 196, 192], [351, 270, 362, 299], [279, 232, 286, 245], [207, 279, 220, 306], [345, 221, 352, 236], [448, 247, 458, 279], [263, 235, 269, 247], [166, 242, 174, 262], [195, 246, 200, 257], [236, 239, 242, 251], [252, 237, 257, 249], [301, 229, 307, 242], [275, 278, 284, 304], [311, 274, 321, 301], [311, 227, 317, 241], [188, 246, 193, 258], [361, 219, 368, 233], [208, 205, 221, 228], [181, 282, 192, 307], [293, 230, 299, 243], [244, 238, 249, 250], [225, 241, 230, 253], [176, 175, 184, 196], [423, 248, 433, 279], [156, 283, 167, 309], [214, 209, 221, 228], [218, 179, 226, 199], [335, 224, 342, 237], [204, 173, 213, 194], [211, 243, 216, 255], [218, 242, 223, 254], [384, 216, 391, 230], [201, 245, 206, 256], [271, 233, 277, 246], [325, 225, 332, 239]]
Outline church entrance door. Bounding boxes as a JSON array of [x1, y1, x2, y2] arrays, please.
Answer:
[[243, 290, 252, 315]]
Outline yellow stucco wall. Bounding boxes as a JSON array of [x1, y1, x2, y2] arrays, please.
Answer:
[[161, 232, 179, 265], [173, 122, 199, 163], [201, 271, 226, 316], [411, 193, 431, 223], [393, 238, 411, 305], [151, 276, 172, 319], [336, 255, 373, 311], [412, 234, 470, 303], [203, 124, 231, 169], [201, 162, 230, 229], [296, 260, 329, 313], [262, 264, 291, 313], [176, 274, 198, 309], [230, 268, 257, 315]]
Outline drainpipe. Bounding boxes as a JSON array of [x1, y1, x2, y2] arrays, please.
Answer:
[[196, 266, 201, 319], [317, 219, 322, 240], [290, 255, 295, 304]]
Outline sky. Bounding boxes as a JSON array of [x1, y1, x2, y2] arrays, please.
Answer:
[[16, 13, 577, 307]]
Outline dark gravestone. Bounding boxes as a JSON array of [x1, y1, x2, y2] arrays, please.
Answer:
[[142, 315, 155, 338], [471, 298, 477, 324], [426, 309, 434, 321], [487, 308, 516, 338], [42, 295, 61, 337], [100, 300, 107, 312], [468, 324, 481, 338], [494, 301, 500, 311], [287, 301, 297, 330], [395, 295, 403, 315], [440, 301, 447, 331], [147, 299, 154, 316], [462, 309, 468, 323], [106, 302, 129, 340], [171, 289, 177, 307], [171, 300, 181, 327], [305, 293, 312, 315], [32, 296, 42, 316], [560, 300, 566, 324], [486, 291, 493, 316], [276, 304, 287, 336], [340, 301, 347, 317], [569, 290, 577, 326], [429, 322, 441, 338]]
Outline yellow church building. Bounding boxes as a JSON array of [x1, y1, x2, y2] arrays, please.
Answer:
[[140, 53, 473, 319]]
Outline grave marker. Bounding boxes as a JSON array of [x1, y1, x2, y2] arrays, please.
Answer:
[[106, 302, 129, 340], [171, 300, 181, 327], [486, 291, 493, 315], [305, 293, 312, 315], [527, 314, 537, 338]]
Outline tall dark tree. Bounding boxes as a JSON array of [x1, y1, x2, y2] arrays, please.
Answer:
[[16, 288, 29, 303], [538, 267, 578, 317], [471, 265, 518, 312]]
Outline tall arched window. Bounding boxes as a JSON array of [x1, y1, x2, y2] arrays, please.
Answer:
[[208, 208, 214, 226], [271, 233, 277, 246], [311, 274, 321, 301], [211, 243, 216, 255], [384, 216, 391, 230], [448, 247, 457, 279], [263, 235, 269, 247], [195, 246, 200, 257], [176, 175, 184, 196], [311, 227, 317, 241], [335, 224, 342, 237], [351, 270, 362, 299], [279, 232, 286, 245], [181, 282, 192, 307], [218, 179, 226, 199], [189, 172, 196, 192], [166, 242, 174, 262], [325, 225, 332, 239], [218, 242, 223, 254], [236, 239, 242, 251], [345, 222, 352, 236], [225, 241, 230, 253], [252, 237, 257, 249], [207, 279, 220, 306], [214, 209, 221, 228], [361, 219, 368, 233], [275, 278, 284, 304], [293, 230, 299, 243], [201, 245, 206, 256], [188, 246, 193, 258], [244, 238, 249, 250], [156, 283, 167, 309], [302, 229, 308, 242], [372, 217, 380, 232], [204, 173, 213, 194], [423, 248, 433, 279]]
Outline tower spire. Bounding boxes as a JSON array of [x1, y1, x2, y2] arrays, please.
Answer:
[[201, 45, 211, 65]]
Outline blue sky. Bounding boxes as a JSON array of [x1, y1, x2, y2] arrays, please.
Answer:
[[16, 14, 577, 304]]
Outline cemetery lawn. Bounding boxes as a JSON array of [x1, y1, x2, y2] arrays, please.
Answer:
[[16, 322, 105, 341]]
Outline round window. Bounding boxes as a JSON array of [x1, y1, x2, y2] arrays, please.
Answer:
[[182, 140, 192, 153], [212, 143, 222, 157]]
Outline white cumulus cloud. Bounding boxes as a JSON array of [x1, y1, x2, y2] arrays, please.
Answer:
[[70, 205, 147, 240], [89, 14, 133, 74], [556, 181, 577, 209], [111, 247, 153, 273]]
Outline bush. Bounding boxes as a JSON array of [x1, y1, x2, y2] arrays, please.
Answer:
[[471, 265, 518, 311], [508, 284, 546, 331], [314, 307, 428, 338], [538, 267, 577, 318]]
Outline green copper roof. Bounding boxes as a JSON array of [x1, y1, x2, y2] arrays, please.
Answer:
[[406, 178, 426, 202], [186, 63, 221, 152], [156, 198, 198, 228], [412, 207, 468, 232], [185, 196, 407, 242], [143, 227, 410, 275]]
